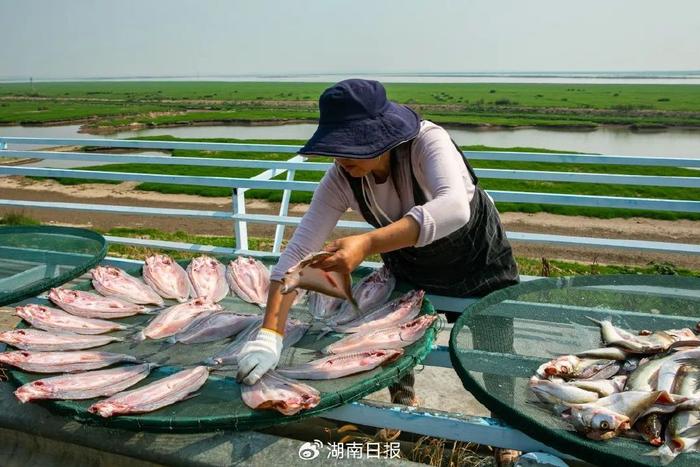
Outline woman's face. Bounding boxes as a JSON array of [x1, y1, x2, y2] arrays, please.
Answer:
[[334, 154, 385, 178]]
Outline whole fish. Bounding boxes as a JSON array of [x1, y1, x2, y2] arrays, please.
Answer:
[[330, 266, 396, 325], [322, 314, 437, 355], [241, 370, 320, 416], [588, 317, 700, 354], [16, 303, 128, 335], [536, 355, 621, 381], [277, 349, 404, 380], [0, 329, 122, 351], [566, 375, 627, 398], [562, 390, 672, 440], [673, 366, 700, 396], [136, 297, 223, 340], [529, 377, 599, 405], [14, 363, 154, 403], [207, 318, 307, 367], [331, 290, 425, 334], [143, 254, 192, 303], [226, 257, 270, 307], [576, 347, 629, 361], [307, 292, 343, 321], [649, 411, 700, 465], [88, 366, 210, 417], [167, 311, 260, 345], [49, 287, 149, 319], [92, 266, 164, 306], [656, 348, 700, 393], [280, 252, 357, 308], [625, 354, 674, 392], [187, 255, 229, 302], [0, 350, 141, 373]]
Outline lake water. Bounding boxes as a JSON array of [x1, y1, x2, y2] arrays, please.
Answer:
[[1, 123, 699, 159]]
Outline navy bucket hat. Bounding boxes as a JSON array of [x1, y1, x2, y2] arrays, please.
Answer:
[[298, 79, 421, 159]]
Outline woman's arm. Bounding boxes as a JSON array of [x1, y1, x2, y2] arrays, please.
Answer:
[[312, 216, 420, 273], [236, 168, 350, 385]]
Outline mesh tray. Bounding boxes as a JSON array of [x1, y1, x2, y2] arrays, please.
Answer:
[[449, 274, 700, 467], [0, 226, 107, 307], [4, 257, 438, 432]]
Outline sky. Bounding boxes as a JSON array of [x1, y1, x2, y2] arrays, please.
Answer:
[[1, 0, 699, 80]]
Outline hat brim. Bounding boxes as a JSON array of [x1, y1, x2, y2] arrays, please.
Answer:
[[298, 103, 420, 159]]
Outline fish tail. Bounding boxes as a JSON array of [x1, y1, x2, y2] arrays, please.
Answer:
[[585, 316, 603, 326]]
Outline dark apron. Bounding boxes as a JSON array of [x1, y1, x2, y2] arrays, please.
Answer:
[[342, 139, 519, 298]]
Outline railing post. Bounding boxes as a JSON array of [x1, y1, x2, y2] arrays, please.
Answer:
[[232, 188, 248, 251], [273, 157, 302, 253]]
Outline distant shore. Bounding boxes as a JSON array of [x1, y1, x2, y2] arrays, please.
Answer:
[[1, 81, 698, 132]]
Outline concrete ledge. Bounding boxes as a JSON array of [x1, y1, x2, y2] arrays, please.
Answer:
[[0, 383, 414, 466]]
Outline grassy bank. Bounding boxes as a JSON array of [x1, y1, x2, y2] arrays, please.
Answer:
[[35, 135, 700, 221], [1, 81, 699, 129]]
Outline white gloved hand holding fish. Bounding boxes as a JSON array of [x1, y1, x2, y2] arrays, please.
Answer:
[[236, 328, 284, 385]]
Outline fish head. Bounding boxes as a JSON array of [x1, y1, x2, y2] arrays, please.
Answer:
[[635, 414, 663, 446], [17, 304, 51, 320], [0, 330, 26, 346], [565, 405, 630, 439], [543, 355, 580, 377], [14, 380, 50, 403], [0, 350, 30, 365]]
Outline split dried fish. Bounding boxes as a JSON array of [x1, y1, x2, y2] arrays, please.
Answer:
[[15, 303, 128, 335], [322, 314, 437, 355], [88, 366, 209, 417], [143, 254, 192, 303], [280, 252, 357, 307], [0, 329, 122, 351], [167, 311, 260, 345], [136, 297, 223, 340], [277, 349, 404, 380], [187, 255, 229, 303], [92, 265, 164, 306], [14, 363, 154, 403], [49, 287, 149, 319], [331, 289, 425, 334], [226, 257, 270, 307], [0, 350, 140, 373], [241, 370, 320, 416]]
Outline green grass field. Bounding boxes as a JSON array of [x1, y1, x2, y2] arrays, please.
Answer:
[[27, 135, 699, 221], [1, 81, 699, 129]]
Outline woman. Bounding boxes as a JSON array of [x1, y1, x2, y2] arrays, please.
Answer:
[[236, 79, 519, 407]]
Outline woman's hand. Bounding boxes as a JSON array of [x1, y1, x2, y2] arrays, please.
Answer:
[[312, 234, 372, 273]]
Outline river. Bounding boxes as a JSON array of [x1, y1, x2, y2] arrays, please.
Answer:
[[0, 123, 698, 159]]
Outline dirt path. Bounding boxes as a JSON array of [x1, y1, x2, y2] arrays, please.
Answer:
[[1, 177, 699, 268]]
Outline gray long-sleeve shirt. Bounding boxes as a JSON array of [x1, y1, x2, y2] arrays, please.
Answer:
[[270, 120, 476, 281]]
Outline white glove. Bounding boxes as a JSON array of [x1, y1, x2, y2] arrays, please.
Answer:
[[236, 328, 283, 385]]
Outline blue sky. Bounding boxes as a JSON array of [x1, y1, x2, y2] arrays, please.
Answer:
[[1, 0, 699, 79]]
